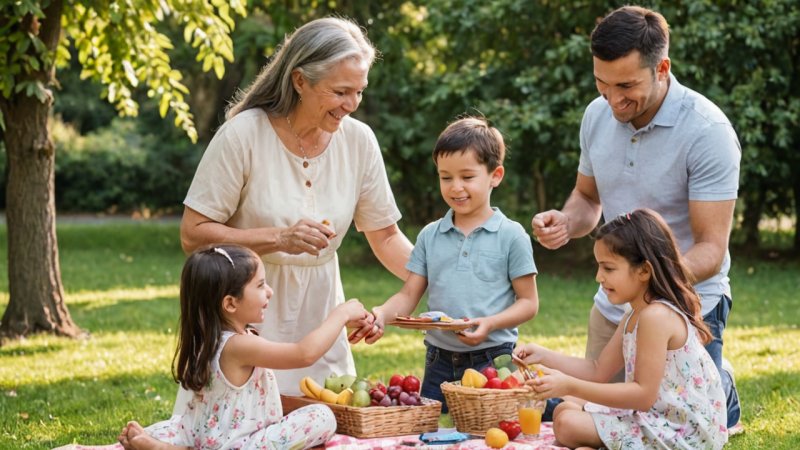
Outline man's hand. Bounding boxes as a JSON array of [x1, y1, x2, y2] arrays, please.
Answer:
[[531, 210, 571, 250]]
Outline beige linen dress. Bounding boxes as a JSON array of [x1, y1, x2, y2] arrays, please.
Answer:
[[183, 109, 401, 396]]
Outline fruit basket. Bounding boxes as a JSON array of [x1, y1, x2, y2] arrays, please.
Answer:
[[281, 394, 441, 438], [441, 381, 532, 435]]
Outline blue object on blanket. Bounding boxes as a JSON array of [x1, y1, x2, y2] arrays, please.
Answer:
[[419, 429, 469, 444]]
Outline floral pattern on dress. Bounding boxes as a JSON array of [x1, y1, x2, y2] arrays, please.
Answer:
[[144, 331, 336, 449], [590, 301, 728, 450]]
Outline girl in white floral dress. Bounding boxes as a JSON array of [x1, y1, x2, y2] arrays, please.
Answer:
[[515, 209, 728, 449], [117, 245, 370, 450]]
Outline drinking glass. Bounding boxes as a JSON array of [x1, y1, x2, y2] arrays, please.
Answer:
[[518, 396, 546, 438]]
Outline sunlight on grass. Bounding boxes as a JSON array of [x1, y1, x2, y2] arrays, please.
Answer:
[[1, 223, 799, 448], [66, 286, 179, 308]]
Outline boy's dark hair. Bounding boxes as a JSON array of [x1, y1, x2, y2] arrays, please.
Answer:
[[591, 5, 669, 69], [432, 116, 505, 171], [593, 208, 713, 344], [172, 244, 261, 391]]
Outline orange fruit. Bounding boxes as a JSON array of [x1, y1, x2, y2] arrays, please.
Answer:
[[485, 427, 509, 448]]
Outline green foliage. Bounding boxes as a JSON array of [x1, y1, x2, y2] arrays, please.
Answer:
[[1, 0, 247, 141], [0, 222, 798, 447], [665, 0, 800, 228], [50, 118, 201, 213]]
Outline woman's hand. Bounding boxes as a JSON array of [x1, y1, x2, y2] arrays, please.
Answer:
[[278, 219, 336, 255]]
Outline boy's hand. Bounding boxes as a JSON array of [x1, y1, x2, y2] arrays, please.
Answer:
[[455, 317, 491, 346], [361, 309, 386, 344], [527, 366, 571, 399]]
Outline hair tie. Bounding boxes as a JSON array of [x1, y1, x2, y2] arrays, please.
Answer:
[[213, 248, 235, 267]]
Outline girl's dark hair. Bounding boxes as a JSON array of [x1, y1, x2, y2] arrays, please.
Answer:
[[172, 244, 261, 391], [432, 116, 506, 171], [590, 6, 669, 69], [594, 209, 712, 344]]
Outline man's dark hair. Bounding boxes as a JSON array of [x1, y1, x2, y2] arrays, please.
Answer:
[[591, 5, 669, 69]]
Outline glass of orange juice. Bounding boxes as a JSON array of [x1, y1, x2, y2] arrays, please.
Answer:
[[518, 396, 545, 438]]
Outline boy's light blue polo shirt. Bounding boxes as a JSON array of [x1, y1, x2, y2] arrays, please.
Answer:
[[406, 207, 537, 352]]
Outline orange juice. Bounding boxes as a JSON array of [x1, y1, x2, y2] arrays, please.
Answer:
[[519, 405, 542, 436]]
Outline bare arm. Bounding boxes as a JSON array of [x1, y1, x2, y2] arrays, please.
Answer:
[[531, 173, 602, 249], [364, 223, 413, 280], [226, 299, 369, 370], [180, 206, 335, 256], [684, 199, 735, 282], [527, 305, 677, 411], [516, 319, 625, 383], [361, 273, 428, 344]]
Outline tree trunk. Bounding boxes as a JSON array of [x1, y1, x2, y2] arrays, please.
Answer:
[[0, 0, 81, 341], [794, 172, 800, 253], [740, 188, 763, 251]]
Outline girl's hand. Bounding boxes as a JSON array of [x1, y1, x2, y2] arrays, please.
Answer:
[[278, 219, 335, 255], [513, 343, 545, 365], [348, 309, 382, 344], [527, 366, 572, 399], [456, 317, 491, 346], [337, 298, 369, 324]]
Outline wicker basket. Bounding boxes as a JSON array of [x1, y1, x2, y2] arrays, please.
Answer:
[[441, 381, 531, 435], [280, 394, 441, 438]]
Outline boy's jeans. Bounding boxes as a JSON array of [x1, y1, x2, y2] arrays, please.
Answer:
[[421, 341, 514, 413]]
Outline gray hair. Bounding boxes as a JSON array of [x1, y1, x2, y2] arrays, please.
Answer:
[[226, 17, 376, 119]]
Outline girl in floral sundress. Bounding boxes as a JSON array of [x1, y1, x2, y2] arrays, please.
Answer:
[[515, 209, 728, 450], [117, 244, 370, 450]]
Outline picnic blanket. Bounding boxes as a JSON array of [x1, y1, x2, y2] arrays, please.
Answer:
[[53, 423, 567, 449], [325, 423, 566, 449]]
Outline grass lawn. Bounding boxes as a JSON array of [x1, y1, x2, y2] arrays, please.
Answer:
[[0, 221, 798, 449]]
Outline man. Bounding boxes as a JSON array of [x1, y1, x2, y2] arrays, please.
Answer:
[[531, 5, 742, 430]]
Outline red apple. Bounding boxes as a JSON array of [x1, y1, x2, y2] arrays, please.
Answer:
[[402, 375, 421, 393], [500, 377, 519, 389], [389, 374, 405, 387], [484, 377, 503, 389], [480, 366, 499, 380]]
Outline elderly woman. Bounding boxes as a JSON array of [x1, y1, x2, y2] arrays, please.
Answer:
[[179, 17, 412, 396]]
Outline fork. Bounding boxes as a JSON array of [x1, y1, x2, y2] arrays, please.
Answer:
[[511, 353, 537, 381]]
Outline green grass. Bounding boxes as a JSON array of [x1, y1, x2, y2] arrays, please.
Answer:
[[1, 222, 798, 449]]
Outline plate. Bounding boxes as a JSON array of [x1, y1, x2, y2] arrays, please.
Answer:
[[387, 316, 474, 331]]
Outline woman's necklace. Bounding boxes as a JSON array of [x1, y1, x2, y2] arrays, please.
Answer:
[[285, 115, 316, 169]]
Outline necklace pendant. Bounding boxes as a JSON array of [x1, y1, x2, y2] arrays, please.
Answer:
[[302, 160, 309, 168]]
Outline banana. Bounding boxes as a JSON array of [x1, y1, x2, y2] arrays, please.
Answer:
[[304, 376, 323, 398], [335, 388, 353, 406], [319, 388, 339, 404], [299, 377, 317, 399]]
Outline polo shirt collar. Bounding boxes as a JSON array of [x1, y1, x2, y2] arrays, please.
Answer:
[[438, 207, 504, 233], [649, 72, 684, 128]]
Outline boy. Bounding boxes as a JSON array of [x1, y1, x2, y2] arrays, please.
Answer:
[[360, 116, 539, 410]]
